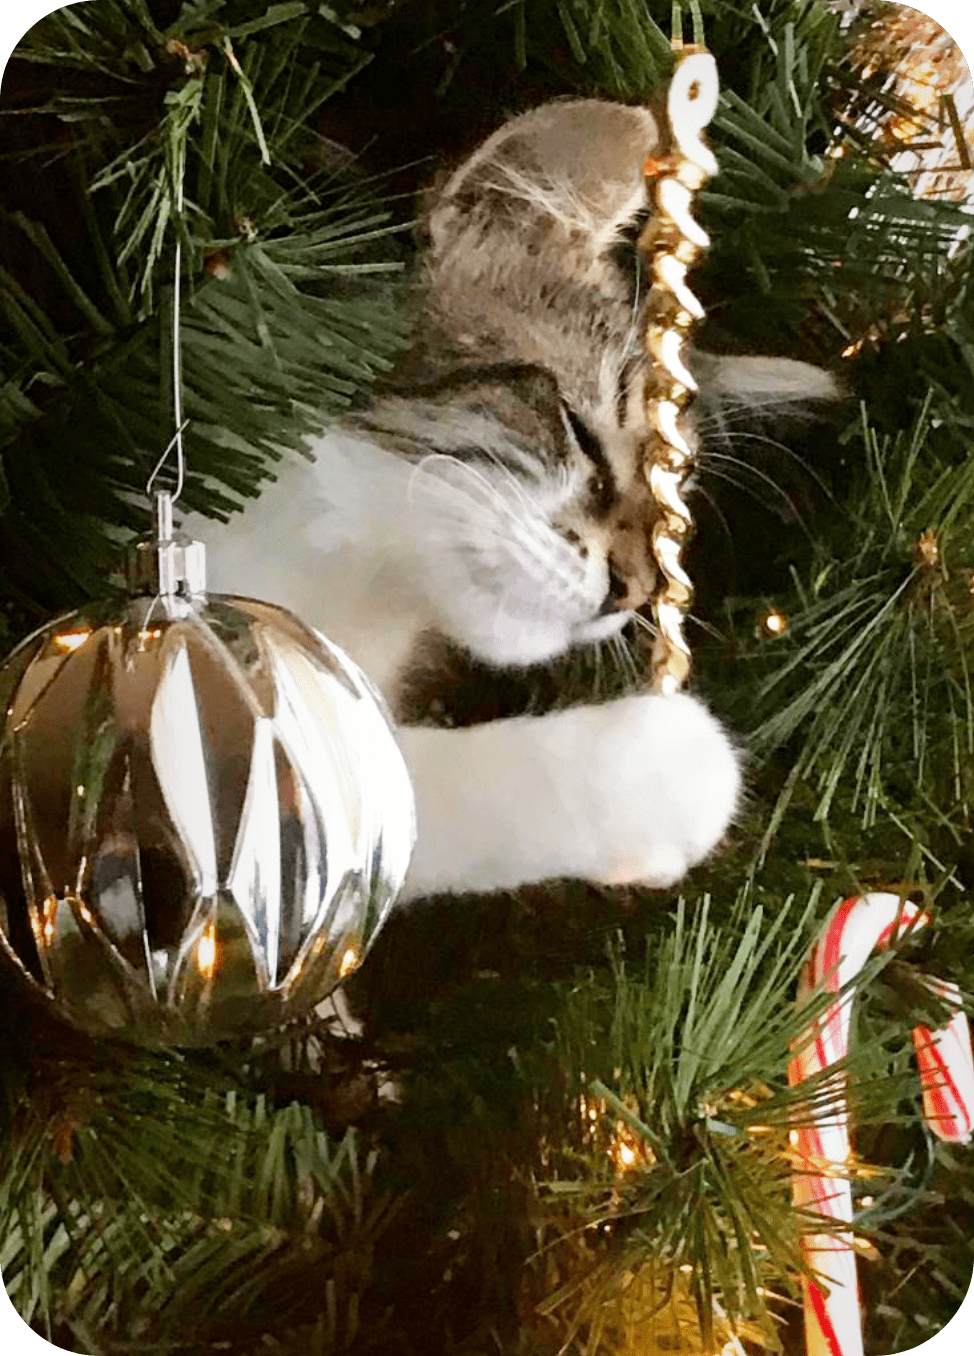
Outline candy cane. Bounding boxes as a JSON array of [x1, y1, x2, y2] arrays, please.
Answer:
[[788, 893, 974, 1356]]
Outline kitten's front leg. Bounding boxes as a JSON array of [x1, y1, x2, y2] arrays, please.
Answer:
[[397, 694, 741, 899]]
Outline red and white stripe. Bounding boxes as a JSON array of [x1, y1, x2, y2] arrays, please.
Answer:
[[788, 893, 974, 1356]]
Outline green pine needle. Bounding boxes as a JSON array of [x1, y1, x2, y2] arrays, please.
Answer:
[[750, 397, 974, 851], [526, 892, 924, 1346]]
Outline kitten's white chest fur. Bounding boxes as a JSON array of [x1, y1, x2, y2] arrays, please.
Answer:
[[199, 434, 437, 696], [194, 426, 743, 902]]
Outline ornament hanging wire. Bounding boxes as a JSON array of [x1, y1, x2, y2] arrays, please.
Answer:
[[144, 158, 188, 540], [130, 154, 205, 599]]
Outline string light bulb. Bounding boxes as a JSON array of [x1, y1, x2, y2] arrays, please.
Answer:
[[758, 607, 789, 638], [914, 527, 941, 569]]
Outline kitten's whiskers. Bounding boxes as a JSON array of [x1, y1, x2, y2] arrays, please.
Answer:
[[412, 454, 597, 614], [697, 415, 836, 503], [699, 450, 814, 539]]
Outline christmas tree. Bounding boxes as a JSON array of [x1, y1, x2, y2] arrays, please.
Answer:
[[1, 2, 973, 1353]]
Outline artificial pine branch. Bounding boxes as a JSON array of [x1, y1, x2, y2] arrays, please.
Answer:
[[745, 394, 974, 861], [2, 3, 974, 1353], [514, 894, 931, 1351], [0, 1015, 400, 1354], [0, 0, 408, 627]]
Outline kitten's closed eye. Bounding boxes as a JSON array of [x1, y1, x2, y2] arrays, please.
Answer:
[[561, 404, 616, 515]]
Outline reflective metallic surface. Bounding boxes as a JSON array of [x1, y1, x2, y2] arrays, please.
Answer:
[[639, 49, 718, 696], [0, 593, 415, 1044]]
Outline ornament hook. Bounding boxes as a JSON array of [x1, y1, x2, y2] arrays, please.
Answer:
[[145, 158, 188, 537], [146, 420, 189, 542], [129, 168, 205, 599]]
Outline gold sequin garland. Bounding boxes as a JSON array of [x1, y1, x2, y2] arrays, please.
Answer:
[[638, 49, 719, 695]]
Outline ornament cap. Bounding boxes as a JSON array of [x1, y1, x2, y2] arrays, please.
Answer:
[[125, 491, 207, 598]]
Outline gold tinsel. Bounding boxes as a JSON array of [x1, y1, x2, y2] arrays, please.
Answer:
[[844, 1, 973, 201]]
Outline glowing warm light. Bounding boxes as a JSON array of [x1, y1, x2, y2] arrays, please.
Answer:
[[761, 609, 788, 636], [608, 1120, 653, 1172], [915, 528, 940, 569], [339, 947, 358, 978], [53, 630, 91, 652], [615, 1140, 637, 1168], [76, 785, 85, 798], [41, 895, 57, 944], [197, 923, 217, 979]]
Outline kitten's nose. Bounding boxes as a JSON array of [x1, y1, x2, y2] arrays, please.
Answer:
[[598, 564, 634, 614]]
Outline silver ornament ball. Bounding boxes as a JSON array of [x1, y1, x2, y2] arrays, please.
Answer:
[[0, 527, 414, 1044]]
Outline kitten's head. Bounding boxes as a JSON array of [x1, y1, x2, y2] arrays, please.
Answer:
[[353, 101, 836, 669]]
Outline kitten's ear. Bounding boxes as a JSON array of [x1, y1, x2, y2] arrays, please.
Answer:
[[429, 100, 661, 252], [694, 353, 841, 420]]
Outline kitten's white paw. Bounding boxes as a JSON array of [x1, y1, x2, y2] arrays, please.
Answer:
[[399, 690, 741, 898], [602, 845, 689, 890], [548, 692, 742, 889]]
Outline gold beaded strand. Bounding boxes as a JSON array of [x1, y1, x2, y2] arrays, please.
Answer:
[[638, 48, 719, 695]]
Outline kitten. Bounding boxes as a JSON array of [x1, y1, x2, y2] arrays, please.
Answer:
[[193, 100, 835, 900]]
